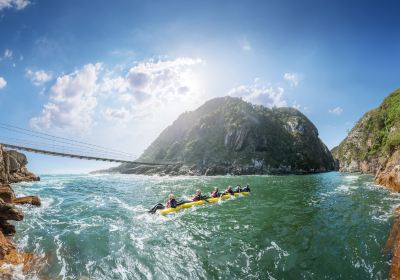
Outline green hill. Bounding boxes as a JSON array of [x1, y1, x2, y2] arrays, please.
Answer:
[[332, 88, 400, 174], [105, 96, 335, 175]]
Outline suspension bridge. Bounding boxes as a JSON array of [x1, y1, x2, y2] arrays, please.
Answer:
[[0, 122, 172, 166]]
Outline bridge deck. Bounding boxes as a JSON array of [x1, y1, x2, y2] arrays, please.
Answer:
[[0, 143, 171, 166]]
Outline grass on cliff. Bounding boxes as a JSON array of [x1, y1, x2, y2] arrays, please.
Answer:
[[337, 88, 400, 162]]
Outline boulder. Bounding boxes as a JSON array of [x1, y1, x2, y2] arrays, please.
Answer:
[[374, 150, 400, 192], [0, 231, 14, 260], [0, 185, 15, 203], [7, 156, 20, 173], [7, 150, 28, 166], [0, 221, 16, 236], [0, 199, 23, 221], [14, 196, 41, 207], [385, 209, 400, 279]]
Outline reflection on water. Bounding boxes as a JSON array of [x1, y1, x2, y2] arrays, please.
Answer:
[[9, 172, 399, 279]]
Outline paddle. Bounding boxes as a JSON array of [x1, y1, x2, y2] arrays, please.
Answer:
[[202, 195, 212, 203], [218, 192, 224, 203]]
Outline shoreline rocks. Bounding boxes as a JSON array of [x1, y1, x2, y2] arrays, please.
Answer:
[[374, 150, 400, 192], [0, 145, 40, 277], [331, 88, 400, 191], [95, 162, 334, 176], [385, 208, 400, 279]]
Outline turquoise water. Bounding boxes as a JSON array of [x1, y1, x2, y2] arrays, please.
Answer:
[[10, 172, 400, 279]]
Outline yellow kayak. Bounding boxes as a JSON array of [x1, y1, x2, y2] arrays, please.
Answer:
[[159, 192, 250, 215]]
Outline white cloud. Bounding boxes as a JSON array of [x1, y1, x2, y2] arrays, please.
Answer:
[[124, 57, 203, 102], [104, 107, 132, 122], [99, 57, 204, 120], [329, 107, 343, 115], [228, 82, 287, 108], [31, 57, 204, 134], [30, 63, 101, 134], [238, 37, 252, 51], [292, 101, 309, 113], [0, 0, 30, 11], [0, 76, 6, 90], [25, 69, 52, 86], [99, 76, 129, 93], [284, 72, 302, 87], [0, 48, 13, 59]]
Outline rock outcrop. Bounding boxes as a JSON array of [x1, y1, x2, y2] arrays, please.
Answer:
[[0, 145, 40, 276], [384, 208, 400, 279], [98, 96, 335, 176], [331, 88, 400, 191], [374, 150, 400, 192]]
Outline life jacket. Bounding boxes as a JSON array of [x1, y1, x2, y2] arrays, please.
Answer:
[[166, 198, 177, 208], [192, 195, 201, 201], [226, 189, 234, 195], [211, 191, 218, 198]]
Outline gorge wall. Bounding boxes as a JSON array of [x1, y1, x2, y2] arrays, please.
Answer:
[[331, 88, 400, 191], [0, 146, 40, 277]]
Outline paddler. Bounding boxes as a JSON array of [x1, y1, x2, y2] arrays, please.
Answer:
[[148, 194, 177, 214], [223, 185, 234, 195], [191, 190, 203, 201], [242, 184, 251, 192], [211, 187, 221, 198], [234, 184, 242, 193]]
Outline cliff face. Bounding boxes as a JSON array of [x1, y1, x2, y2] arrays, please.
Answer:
[[0, 149, 39, 184], [331, 88, 400, 191], [105, 96, 335, 175], [0, 146, 40, 276]]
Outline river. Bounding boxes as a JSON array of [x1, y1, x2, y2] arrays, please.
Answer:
[[10, 172, 399, 279]]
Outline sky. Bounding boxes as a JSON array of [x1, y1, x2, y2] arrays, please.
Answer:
[[0, 0, 400, 174]]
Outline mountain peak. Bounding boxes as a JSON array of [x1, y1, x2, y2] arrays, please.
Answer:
[[104, 96, 335, 175]]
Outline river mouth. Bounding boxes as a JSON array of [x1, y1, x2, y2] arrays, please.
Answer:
[[10, 172, 398, 279]]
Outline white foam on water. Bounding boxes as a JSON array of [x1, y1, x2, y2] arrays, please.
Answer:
[[108, 196, 137, 212], [265, 241, 290, 270], [344, 175, 359, 181], [40, 197, 58, 209], [351, 257, 375, 278], [371, 204, 399, 222], [267, 271, 277, 280], [1, 263, 27, 280], [109, 223, 120, 232], [270, 241, 289, 257], [333, 183, 360, 194], [54, 234, 68, 278], [85, 260, 95, 274], [129, 233, 147, 251], [336, 184, 351, 192]]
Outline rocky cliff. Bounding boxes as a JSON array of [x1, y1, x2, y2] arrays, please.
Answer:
[[0, 146, 40, 276], [331, 88, 400, 191], [103, 96, 335, 175]]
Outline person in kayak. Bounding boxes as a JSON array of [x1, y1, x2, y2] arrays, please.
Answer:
[[211, 187, 221, 198], [242, 184, 251, 192], [223, 186, 234, 195], [191, 190, 203, 201], [234, 184, 242, 193], [148, 194, 177, 214]]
